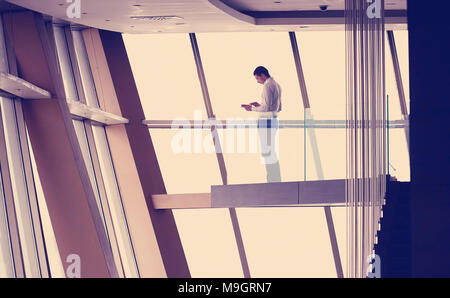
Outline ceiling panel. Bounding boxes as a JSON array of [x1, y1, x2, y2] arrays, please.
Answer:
[[4, 0, 406, 33], [222, 0, 406, 11]]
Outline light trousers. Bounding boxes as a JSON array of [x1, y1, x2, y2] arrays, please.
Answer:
[[257, 117, 281, 182]]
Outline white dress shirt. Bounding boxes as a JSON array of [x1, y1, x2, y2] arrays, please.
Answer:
[[251, 76, 282, 117]]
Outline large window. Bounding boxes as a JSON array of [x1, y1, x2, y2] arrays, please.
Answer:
[[124, 29, 410, 277], [53, 26, 140, 277], [236, 207, 347, 277], [124, 31, 350, 277], [173, 208, 244, 277], [195, 32, 305, 184], [386, 31, 410, 181], [0, 16, 49, 278], [296, 32, 346, 120], [123, 34, 206, 120], [0, 159, 14, 277], [196, 32, 303, 121], [28, 133, 65, 277], [148, 129, 222, 194]]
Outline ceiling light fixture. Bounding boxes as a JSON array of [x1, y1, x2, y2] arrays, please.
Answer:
[[130, 15, 184, 21]]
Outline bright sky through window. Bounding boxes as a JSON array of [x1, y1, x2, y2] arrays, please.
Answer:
[[123, 30, 410, 277]]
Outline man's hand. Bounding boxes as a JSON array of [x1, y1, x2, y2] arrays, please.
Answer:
[[250, 102, 261, 107], [241, 104, 252, 111]]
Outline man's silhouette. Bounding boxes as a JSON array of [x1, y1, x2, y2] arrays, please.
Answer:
[[242, 66, 282, 182]]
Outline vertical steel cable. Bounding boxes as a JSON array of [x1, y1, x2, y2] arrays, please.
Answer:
[[345, 0, 386, 278]]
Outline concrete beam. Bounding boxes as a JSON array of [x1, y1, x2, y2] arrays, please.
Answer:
[[151, 179, 346, 209], [0, 72, 51, 99], [67, 99, 128, 125]]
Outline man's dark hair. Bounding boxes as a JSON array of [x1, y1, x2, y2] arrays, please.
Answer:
[[253, 66, 270, 77]]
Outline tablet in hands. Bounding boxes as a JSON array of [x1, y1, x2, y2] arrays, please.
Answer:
[[241, 104, 252, 111]]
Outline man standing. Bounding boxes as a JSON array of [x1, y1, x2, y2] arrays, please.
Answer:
[[242, 66, 282, 182]]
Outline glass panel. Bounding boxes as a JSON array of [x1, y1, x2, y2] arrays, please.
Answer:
[[72, 120, 126, 277], [0, 23, 14, 274], [53, 26, 79, 101], [196, 32, 303, 121], [386, 30, 410, 119], [216, 127, 305, 184], [0, 98, 40, 277], [388, 129, 410, 181], [173, 208, 243, 277], [278, 128, 305, 182], [237, 207, 337, 277], [217, 127, 266, 184], [296, 31, 346, 120], [71, 30, 101, 108], [91, 125, 140, 277], [394, 30, 410, 112], [72, 120, 107, 231], [27, 133, 65, 277], [149, 129, 222, 194], [331, 206, 347, 277], [304, 129, 319, 181], [312, 128, 346, 180], [386, 30, 410, 182], [123, 33, 206, 120], [0, 167, 14, 277], [65, 28, 139, 277]]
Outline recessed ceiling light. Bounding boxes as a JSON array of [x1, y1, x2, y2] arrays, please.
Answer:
[[299, 25, 309, 28], [130, 15, 184, 21]]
